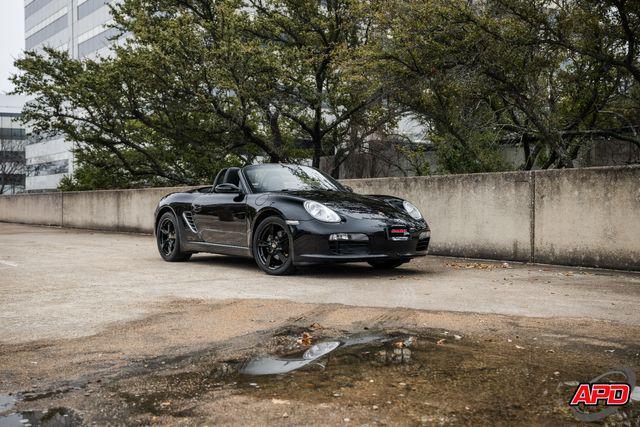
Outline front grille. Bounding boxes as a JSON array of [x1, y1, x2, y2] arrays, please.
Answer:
[[182, 211, 198, 233], [416, 238, 429, 251], [328, 241, 370, 256]]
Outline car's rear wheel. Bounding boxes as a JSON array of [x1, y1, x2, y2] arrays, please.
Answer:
[[157, 212, 192, 262], [368, 260, 405, 269], [253, 216, 296, 275]]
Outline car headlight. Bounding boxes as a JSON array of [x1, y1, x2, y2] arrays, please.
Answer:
[[402, 200, 422, 220], [304, 200, 341, 223]]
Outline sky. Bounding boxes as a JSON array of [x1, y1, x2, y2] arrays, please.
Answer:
[[0, 1, 25, 95]]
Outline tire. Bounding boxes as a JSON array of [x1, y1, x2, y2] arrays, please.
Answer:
[[252, 216, 296, 275], [368, 260, 405, 269], [156, 211, 192, 262]]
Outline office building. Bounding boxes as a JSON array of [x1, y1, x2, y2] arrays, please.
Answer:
[[24, 0, 120, 191], [0, 95, 27, 194]]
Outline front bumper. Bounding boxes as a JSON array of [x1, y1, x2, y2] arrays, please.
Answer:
[[288, 219, 430, 265]]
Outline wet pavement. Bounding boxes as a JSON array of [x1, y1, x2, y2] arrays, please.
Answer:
[[1, 301, 639, 425], [0, 407, 80, 427]]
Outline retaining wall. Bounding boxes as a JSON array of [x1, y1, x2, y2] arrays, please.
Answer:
[[533, 167, 640, 269], [1, 166, 638, 270], [342, 172, 535, 262]]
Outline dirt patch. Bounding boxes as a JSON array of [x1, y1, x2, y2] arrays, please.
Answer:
[[1, 299, 639, 425]]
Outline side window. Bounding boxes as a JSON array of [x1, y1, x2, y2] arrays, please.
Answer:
[[224, 168, 240, 187], [213, 169, 227, 188]]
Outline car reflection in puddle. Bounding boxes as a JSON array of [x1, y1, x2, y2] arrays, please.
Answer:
[[239, 333, 413, 376]]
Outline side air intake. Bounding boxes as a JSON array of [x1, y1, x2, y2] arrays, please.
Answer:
[[182, 212, 198, 233]]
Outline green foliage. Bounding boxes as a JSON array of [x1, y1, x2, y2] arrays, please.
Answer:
[[364, 0, 640, 171], [11, 0, 640, 189], [13, 0, 386, 188]]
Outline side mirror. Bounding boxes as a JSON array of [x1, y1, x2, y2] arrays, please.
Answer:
[[344, 185, 354, 192], [215, 183, 243, 194]]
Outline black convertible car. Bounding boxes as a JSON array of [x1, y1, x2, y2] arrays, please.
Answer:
[[154, 164, 430, 275]]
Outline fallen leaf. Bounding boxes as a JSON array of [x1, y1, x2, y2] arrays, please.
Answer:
[[297, 332, 313, 346]]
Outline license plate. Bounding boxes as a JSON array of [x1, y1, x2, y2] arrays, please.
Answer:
[[387, 226, 410, 241]]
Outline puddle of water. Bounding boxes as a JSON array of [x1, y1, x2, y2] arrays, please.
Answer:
[[105, 328, 640, 424], [238, 333, 413, 376], [0, 395, 18, 412], [0, 408, 81, 427]]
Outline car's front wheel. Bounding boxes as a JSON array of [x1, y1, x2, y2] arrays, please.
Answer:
[[368, 260, 405, 269], [156, 212, 192, 262], [253, 216, 296, 275]]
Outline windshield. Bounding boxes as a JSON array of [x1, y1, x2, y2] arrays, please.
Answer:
[[243, 164, 345, 193]]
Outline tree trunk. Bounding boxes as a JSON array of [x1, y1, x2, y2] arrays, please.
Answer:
[[312, 136, 322, 168]]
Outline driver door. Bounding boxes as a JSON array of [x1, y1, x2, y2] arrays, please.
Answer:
[[192, 168, 248, 247]]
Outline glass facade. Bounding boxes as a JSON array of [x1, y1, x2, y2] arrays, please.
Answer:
[[78, 26, 119, 57], [25, 0, 58, 17], [0, 111, 27, 194], [78, 0, 111, 20], [25, 11, 68, 50], [24, 0, 122, 191]]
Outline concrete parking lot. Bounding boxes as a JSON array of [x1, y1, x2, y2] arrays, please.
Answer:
[[1, 223, 639, 425], [1, 223, 640, 342]]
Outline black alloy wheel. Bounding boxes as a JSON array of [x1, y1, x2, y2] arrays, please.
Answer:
[[253, 217, 295, 275], [156, 212, 192, 262]]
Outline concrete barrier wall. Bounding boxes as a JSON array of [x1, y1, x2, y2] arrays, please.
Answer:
[[61, 187, 189, 233], [0, 166, 638, 270], [345, 165, 640, 270], [534, 167, 640, 270], [0, 187, 188, 234], [0, 193, 63, 226], [342, 172, 534, 262]]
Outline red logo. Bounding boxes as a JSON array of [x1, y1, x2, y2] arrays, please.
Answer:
[[390, 228, 407, 234], [569, 383, 631, 406]]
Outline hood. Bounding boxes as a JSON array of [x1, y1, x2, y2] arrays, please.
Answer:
[[280, 190, 416, 223]]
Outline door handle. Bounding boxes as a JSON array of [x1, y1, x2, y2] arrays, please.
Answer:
[[192, 204, 202, 213]]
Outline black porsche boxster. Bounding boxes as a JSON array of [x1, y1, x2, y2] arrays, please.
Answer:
[[154, 164, 430, 275]]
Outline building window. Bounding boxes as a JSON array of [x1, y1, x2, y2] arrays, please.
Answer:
[[78, 0, 113, 20], [78, 26, 119, 57], [27, 159, 69, 177], [25, 7, 68, 50], [0, 115, 27, 194], [0, 128, 26, 140], [25, 0, 57, 18]]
